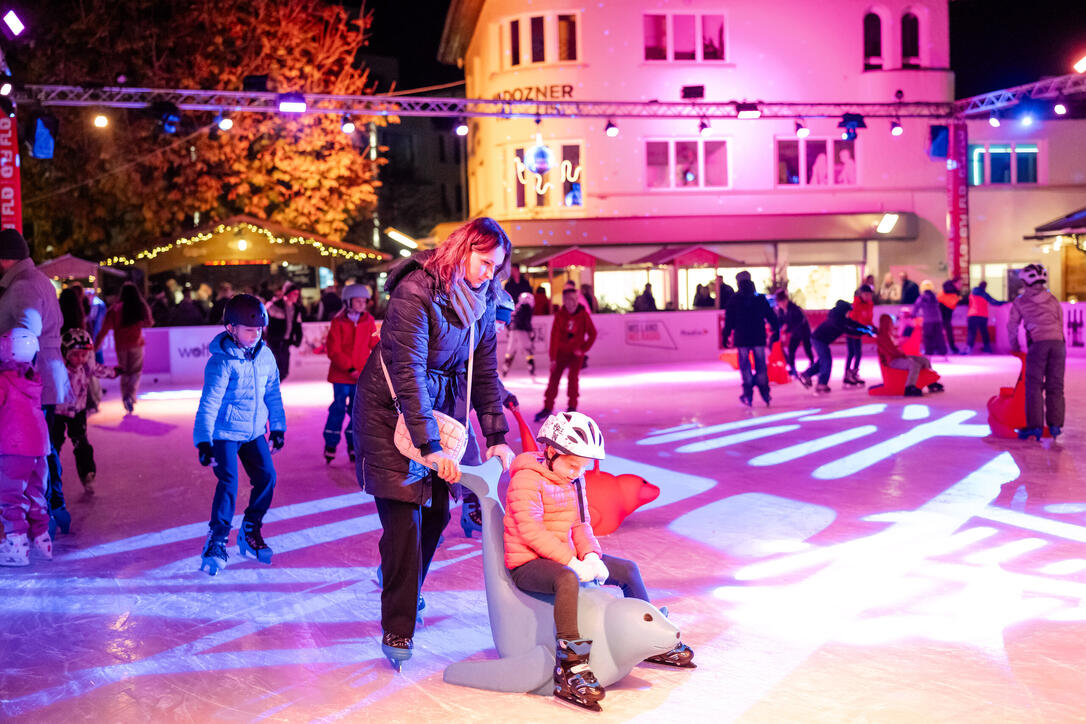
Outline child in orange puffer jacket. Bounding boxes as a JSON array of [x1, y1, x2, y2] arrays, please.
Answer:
[[503, 412, 694, 711], [323, 284, 378, 463]]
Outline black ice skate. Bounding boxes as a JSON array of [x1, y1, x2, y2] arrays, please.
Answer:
[[239, 521, 273, 564], [644, 640, 697, 668], [346, 445, 356, 463], [382, 631, 413, 671], [553, 638, 605, 712], [323, 445, 335, 464], [815, 383, 832, 395], [199, 531, 229, 575]]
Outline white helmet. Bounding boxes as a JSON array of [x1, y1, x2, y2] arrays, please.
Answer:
[[537, 411, 606, 460], [342, 283, 371, 301], [1019, 264, 1047, 286], [0, 328, 39, 364], [517, 292, 534, 307]]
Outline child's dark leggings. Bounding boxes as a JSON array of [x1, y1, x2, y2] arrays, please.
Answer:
[[845, 336, 862, 373], [510, 554, 647, 640]]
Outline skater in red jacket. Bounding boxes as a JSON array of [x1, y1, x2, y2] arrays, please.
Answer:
[[323, 284, 378, 463], [535, 288, 597, 422]]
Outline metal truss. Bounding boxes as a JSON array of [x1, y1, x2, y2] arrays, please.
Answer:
[[16, 84, 954, 119], [954, 73, 1086, 116]]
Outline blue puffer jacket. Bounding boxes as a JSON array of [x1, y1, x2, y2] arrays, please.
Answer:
[[354, 250, 509, 505], [193, 332, 286, 444]]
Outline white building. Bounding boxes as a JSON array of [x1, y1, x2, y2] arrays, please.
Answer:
[[439, 0, 1086, 309]]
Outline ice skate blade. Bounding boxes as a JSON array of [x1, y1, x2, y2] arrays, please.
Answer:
[[553, 692, 603, 713], [199, 557, 225, 575], [382, 645, 411, 671], [642, 658, 698, 669]]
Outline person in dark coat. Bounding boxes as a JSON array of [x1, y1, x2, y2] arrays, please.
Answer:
[[721, 278, 780, 405], [899, 272, 920, 305], [504, 265, 533, 300], [353, 217, 515, 667], [799, 300, 874, 393], [775, 290, 813, 376], [716, 275, 735, 309], [266, 282, 304, 381]]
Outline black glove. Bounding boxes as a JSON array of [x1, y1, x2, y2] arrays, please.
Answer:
[[503, 393, 519, 410], [197, 442, 213, 467], [269, 430, 285, 451]]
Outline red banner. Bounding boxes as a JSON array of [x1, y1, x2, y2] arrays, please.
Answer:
[[946, 121, 969, 286]]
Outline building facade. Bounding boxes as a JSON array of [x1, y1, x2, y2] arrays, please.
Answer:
[[440, 0, 1086, 309]]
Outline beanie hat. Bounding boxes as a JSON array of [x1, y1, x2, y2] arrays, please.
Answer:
[[0, 228, 29, 260]]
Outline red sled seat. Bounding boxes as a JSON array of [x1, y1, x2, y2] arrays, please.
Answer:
[[987, 352, 1050, 438], [719, 342, 791, 385], [868, 363, 940, 396]]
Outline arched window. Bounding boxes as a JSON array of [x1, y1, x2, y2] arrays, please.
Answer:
[[902, 12, 920, 68], [863, 13, 882, 70]]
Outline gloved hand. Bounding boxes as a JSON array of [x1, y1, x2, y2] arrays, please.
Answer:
[[583, 552, 609, 584], [269, 430, 285, 452], [567, 555, 596, 583], [503, 393, 519, 410], [197, 442, 213, 467]]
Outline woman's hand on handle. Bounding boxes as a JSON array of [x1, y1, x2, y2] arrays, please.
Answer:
[[486, 444, 516, 472], [422, 450, 461, 483]]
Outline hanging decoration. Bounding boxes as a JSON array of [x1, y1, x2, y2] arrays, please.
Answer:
[[514, 131, 583, 200]]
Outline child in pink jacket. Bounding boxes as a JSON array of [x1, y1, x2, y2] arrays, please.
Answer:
[[503, 412, 694, 711], [0, 328, 54, 566]]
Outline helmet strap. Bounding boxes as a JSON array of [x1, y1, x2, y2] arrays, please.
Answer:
[[543, 446, 559, 471]]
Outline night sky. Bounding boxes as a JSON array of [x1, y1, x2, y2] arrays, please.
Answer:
[[362, 0, 1086, 99]]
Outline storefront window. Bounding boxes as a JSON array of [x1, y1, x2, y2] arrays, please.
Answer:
[[785, 265, 860, 310], [594, 269, 668, 311]]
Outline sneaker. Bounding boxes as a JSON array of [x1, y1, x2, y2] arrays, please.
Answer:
[[81, 471, 96, 495], [31, 531, 53, 560], [0, 533, 30, 566], [534, 408, 553, 423]]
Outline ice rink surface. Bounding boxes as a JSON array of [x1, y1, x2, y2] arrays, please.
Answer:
[[3, 353, 1086, 723]]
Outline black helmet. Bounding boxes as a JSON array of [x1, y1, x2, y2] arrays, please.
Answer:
[[224, 294, 269, 327]]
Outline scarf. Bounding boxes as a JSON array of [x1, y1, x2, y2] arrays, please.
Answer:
[[448, 278, 488, 328]]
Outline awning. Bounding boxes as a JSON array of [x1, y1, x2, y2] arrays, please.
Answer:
[[1026, 206, 1086, 239], [630, 245, 740, 267], [498, 211, 918, 247], [38, 254, 126, 282], [519, 246, 605, 269]]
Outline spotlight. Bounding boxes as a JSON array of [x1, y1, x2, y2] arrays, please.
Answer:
[[454, 118, 469, 136], [341, 116, 356, 134], [736, 102, 761, 119], [2, 10, 24, 37], [837, 113, 866, 141], [278, 92, 307, 114], [988, 112, 1001, 128], [698, 118, 711, 137], [1075, 54, 1086, 74], [151, 101, 181, 134], [1021, 114, 1034, 127], [1054, 101, 1067, 116], [794, 121, 810, 138], [0, 82, 10, 96], [604, 120, 618, 137], [218, 115, 233, 131], [93, 113, 108, 128], [890, 120, 903, 136]]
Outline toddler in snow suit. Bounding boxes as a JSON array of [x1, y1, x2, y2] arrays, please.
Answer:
[[798, 300, 875, 393], [194, 294, 286, 575], [52, 328, 118, 495], [504, 412, 695, 711], [1007, 263, 1065, 440], [536, 288, 597, 422], [323, 284, 378, 464], [501, 291, 536, 376], [0, 329, 53, 566]]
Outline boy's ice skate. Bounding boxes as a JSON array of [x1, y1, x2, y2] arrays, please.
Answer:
[[382, 632, 413, 671], [553, 638, 605, 712], [239, 520, 273, 564], [199, 531, 229, 575]]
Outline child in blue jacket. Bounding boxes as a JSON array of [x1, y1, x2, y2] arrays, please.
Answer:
[[194, 294, 286, 576]]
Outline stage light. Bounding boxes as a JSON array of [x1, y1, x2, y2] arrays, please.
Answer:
[[736, 102, 761, 119], [794, 121, 809, 138], [890, 120, 903, 136], [604, 120, 618, 137], [1075, 54, 1086, 74], [212, 112, 233, 132], [698, 118, 711, 137], [3, 10, 24, 37], [93, 114, 108, 128], [0, 82, 10, 96], [278, 92, 307, 114], [988, 113, 1000, 128], [341, 116, 356, 134], [1054, 102, 1067, 116], [1020, 114, 1034, 127], [151, 101, 181, 134], [454, 118, 469, 136], [838, 113, 866, 142]]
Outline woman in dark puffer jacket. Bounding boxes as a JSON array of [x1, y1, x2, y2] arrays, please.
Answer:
[[353, 217, 515, 667]]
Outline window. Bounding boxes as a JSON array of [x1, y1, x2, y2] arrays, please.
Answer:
[[863, 13, 882, 70], [645, 139, 730, 189], [643, 13, 726, 62], [501, 13, 581, 69], [510, 141, 585, 211], [776, 138, 857, 187], [968, 143, 1040, 185], [901, 12, 920, 68]]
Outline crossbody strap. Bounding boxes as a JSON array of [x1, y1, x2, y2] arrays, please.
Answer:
[[378, 319, 476, 431]]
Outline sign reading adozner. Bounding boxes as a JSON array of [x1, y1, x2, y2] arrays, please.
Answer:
[[492, 84, 573, 101]]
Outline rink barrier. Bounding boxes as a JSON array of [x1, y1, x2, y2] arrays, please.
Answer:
[[95, 302, 1086, 384]]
